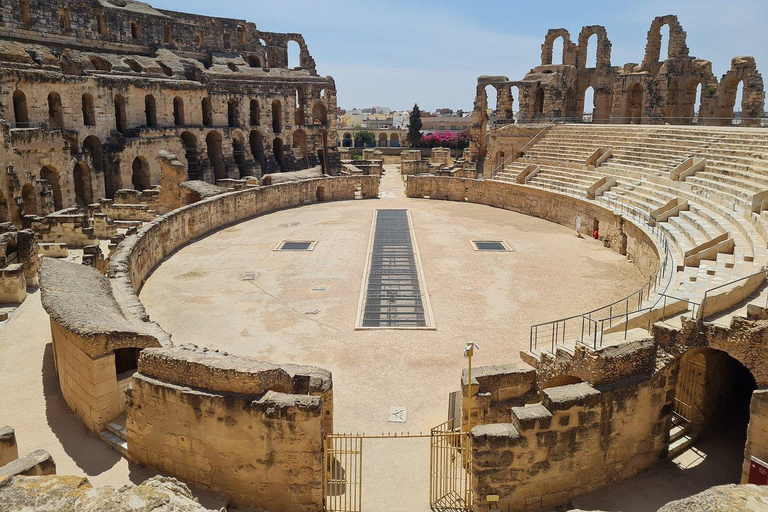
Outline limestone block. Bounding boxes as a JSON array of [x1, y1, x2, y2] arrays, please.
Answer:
[[0, 426, 18, 467]]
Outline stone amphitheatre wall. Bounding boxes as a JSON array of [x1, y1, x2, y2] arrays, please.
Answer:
[[41, 175, 378, 511], [405, 176, 662, 279], [127, 346, 330, 511]]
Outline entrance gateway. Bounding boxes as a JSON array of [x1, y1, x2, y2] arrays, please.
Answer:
[[323, 418, 472, 512]]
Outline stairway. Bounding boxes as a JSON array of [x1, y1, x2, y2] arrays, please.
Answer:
[[99, 413, 128, 457], [668, 413, 697, 459]]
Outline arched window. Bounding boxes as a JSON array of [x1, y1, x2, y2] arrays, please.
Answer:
[[73, 162, 93, 206], [114, 94, 127, 133], [378, 133, 387, 148], [312, 103, 328, 126], [250, 99, 260, 126], [40, 166, 63, 211], [201, 97, 212, 126], [247, 55, 261, 68], [294, 88, 305, 126], [293, 129, 308, 167], [581, 86, 595, 122], [585, 34, 597, 68], [287, 40, 300, 68], [733, 81, 745, 125], [249, 130, 265, 168], [13, 90, 29, 127], [19, 0, 31, 24], [47, 92, 64, 128], [272, 100, 282, 133], [232, 136, 246, 177], [144, 95, 157, 127], [181, 132, 200, 180], [173, 97, 185, 126], [533, 87, 545, 116], [659, 24, 671, 61], [206, 131, 225, 180], [551, 37, 564, 65], [82, 94, 96, 126], [130, 21, 140, 40], [132, 157, 151, 191], [227, 99, 238, 127], [273, 137, 286, 172], [625, 83, 644, 124], [21, 183, 37, 216]]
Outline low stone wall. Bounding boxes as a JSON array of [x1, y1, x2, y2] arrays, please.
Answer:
[[406, 177, 661, 279], [0, 264, 26, 304], [0, 426, 17, 467], [472, 374, 674, 512], [126, 346, 330, 511]]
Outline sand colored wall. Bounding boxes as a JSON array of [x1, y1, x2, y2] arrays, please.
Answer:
[[0, 264, 26, 304], [742, 389, 768, 484], [126, 347, 329, 511], [49, 320, 122, 433]]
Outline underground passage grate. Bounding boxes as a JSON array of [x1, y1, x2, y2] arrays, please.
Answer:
[[471, 240, 510, 252], [276, 240, 316, 251], [358, 209, 432, 328]]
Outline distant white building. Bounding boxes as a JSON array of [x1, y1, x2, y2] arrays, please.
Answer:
[[393, 111, 410, 129]]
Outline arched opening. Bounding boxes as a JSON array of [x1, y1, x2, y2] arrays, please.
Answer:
[[681, 81, 703, 124], [665, 81, 679, 123], [585, 34, 597, 68], [541, 375, 583, 390], [273, 137, 286, 172], [206, 131, 225, 181], [250, 99, 260, 126], [173, 97, 185, 126], [551, 36, 564, 65], [114, 347, 141, 381], [733, 81, 745, 125], [659, 24, 671, 62], [563, 87, 576, 119], [201, 97, 212, 126], [294, 88, 305, 126], [247, 55, 261, 68], [510, 85, 521, 121], [73, 162, 93, 206], [671, 348, 756, 479], [232, 134, 246, 177], [82, 136, 108, 199], [40, 166, 63, 211], [13, 90, 29, 127], [21, 183, 37, 216], [292, 129, 308, 168], [272, 100, 282, 133], [181, 132, 201, 180], [624, 83, 644, 124], [47, 92, 64, 128], [390, 133, 400, 148], [484, 85, 498, 123], [287, 40, 300, 68], [312, 103, 328, 126], [227, 99, 238, 128], [81, 93, 95, 126], [581, 86, 595, 122], [144, 95, 157, 127], [114, 94, 127, 133], [342, 132, 353, 148], [249, 130, 266, 170], [131, 157, 151, 191], [378, 133, 388, 148], [533, 87, 545, 117]]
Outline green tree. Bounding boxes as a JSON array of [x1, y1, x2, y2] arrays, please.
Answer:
[[407, 103, 423, 147], [354, 130, 376, 148]]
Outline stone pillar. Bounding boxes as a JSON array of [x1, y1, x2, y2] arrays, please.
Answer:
[[742, 389, 768, 484]]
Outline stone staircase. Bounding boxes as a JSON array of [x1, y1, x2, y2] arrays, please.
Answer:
[[668, 413, 697, 459], [99, 413, 128, 458]]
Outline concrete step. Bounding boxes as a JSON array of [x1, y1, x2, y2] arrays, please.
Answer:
[[99, 430, 128, 458]]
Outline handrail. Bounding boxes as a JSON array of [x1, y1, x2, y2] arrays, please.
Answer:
[[660, 293, 701, 321], [698, 268, 768, 321], [489, 118, 561, 178], [507, 115, 768, 127]]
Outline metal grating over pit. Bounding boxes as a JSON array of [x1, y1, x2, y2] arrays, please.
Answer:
[[472, 241, 509, 252], [358, 209, 432, 328]]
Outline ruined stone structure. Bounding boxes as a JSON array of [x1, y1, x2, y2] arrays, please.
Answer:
[[0, 0, 340, 226], [471, 15, 766, 168]]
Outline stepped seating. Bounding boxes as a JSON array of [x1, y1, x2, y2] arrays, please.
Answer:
[[492, 123, 768, 332]]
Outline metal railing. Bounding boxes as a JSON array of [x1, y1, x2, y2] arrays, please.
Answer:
[[660, 293, 701, 321], [698, 268, 768, 321], [489, 118, 562, 178], [504, 115, 768, 127]]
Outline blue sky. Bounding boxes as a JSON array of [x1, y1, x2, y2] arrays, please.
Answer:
[[149, 0, 768, 111]]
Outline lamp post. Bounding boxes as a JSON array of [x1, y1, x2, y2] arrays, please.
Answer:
[[464, 342, 479, 435]]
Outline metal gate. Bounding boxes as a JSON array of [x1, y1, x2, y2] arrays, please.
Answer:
[[322, 424, 473, 512], [674, 358, 700, 423], [430, 419, 473, 511]]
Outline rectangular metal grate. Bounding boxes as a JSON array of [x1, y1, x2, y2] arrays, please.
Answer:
[[473, 241, 508, 252], [361, 209, 427, 327], [280, 241, 313, 251]]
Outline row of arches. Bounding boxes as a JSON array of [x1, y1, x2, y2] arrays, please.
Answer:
[[12, 89, 329, 135], [339, 132, 401, 148]]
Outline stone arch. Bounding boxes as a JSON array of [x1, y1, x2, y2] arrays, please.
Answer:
[[294, 88, 305, 126], [114, 94, 127, 133], [716, 58, 765, 126], [227, 98, 238, 128], [232, 130, 247, 177], [201, 97, 212, 126], [287, 40, 300, 68], [247, 55, 261, 68], [682, 80, 704, 123], [541, 29, 572, 66], [389, 132, 400, 148], [181, 131, 201, 180], [73, 161, 93, 205], [272, 100, 283, 133], [378, 133, 388, 148], [533, 86, 545, 117], [576, 26, 611, 69], [13, 90, 29, 126], [642, 15, 689, 69], [273, 137, 286, 172], [249, 129, 266, 169], [81, 93, 95, 126], [83, 136, 104, 174], [144, 94, 157, 127], [40, 165, 62, 211], [578, 85, 595, 122], [21, 183, 37, 216], [292, 129, 308, 167], [47, 92, 64, 128], [342, 132, 353, 148], [131, 157, 151, 191], [206, 131, 226, 181], [173, 96, 185, 126], [312, 103, 328, 126], [624, 82, 644, 124], [250, 99, 260, 126]]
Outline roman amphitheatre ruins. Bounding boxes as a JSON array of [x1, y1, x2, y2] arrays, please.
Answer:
[[0, 1, 767, 511]]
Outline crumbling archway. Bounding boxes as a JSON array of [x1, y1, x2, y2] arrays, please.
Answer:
[[624, 83, 644, 123], [273, 137, 286, 172], [40, 165, 63, 211], [206, 131, 226, 181], [249, 130, 266, 171], [73, 161, 93, 205], [47, 92, 64, 128], [131, 157, 151, 191], [13, 90, 29, 126], [21, 183, 37, 216]]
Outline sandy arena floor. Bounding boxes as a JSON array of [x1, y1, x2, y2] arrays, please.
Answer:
[[3, 166, 736, 512]]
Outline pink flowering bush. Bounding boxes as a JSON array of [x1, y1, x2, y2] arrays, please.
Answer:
[[418, 130, 469, 149]]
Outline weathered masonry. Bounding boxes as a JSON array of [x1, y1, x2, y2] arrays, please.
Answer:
[[0, 0, 340, 225]]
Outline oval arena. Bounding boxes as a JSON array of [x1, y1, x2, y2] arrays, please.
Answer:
[[0, 2, 767, 512]]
